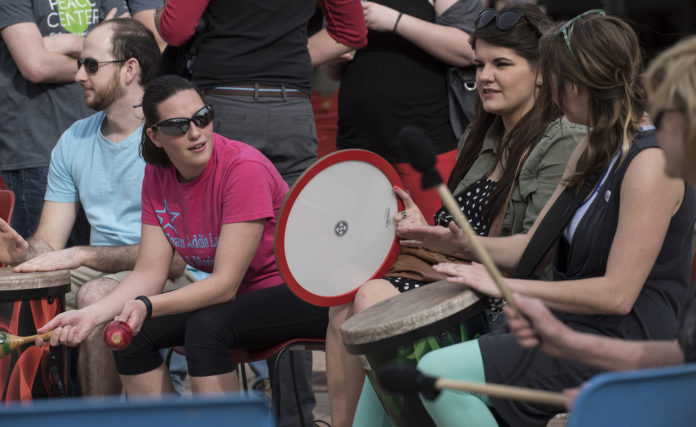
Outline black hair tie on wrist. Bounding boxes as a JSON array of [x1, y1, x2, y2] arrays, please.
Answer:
[[135, 295, 153, 321], [393, 12, 404, 33]]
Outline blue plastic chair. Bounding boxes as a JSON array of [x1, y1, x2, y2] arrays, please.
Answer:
[[0, 392, 274, 427], [567, 363, 696, 427]]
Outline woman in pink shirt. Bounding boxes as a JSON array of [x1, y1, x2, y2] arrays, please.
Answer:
[[40, 75, 328, 394]]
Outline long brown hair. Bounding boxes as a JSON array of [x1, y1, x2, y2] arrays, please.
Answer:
[[539, 13, 646, 188], [447, 4, 559, 220]]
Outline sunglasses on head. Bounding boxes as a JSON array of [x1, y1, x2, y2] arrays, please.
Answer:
[[153, 105, 215, 136], [553, 9, 605, 59], [77, 57, 126, 74], [475, 8, 541, 36]]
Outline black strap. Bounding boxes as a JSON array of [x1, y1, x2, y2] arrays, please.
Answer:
[[513, 176, 598, 279]]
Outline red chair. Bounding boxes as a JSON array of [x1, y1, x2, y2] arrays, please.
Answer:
[[0, 189, 14, 224], [170, 338, 325, 427]]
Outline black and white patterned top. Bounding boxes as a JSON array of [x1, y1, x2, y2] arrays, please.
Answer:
[[387, 177, 498, 302]]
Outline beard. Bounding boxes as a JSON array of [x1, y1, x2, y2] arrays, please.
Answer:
[[85, 70, 126, 111]]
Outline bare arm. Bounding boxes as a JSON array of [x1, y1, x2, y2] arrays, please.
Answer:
[[42, 33, 83, 58], [13, 201, 185, 278], [436, 148, 686, 315], [506, 294, 685, 371], [309, 29, 356, 67], [2, 22, 79, 83], [132, 9, 167, 52], [397, 138, 587, 270], [39, 223, 174, 345], [362, 0, 474, 67]]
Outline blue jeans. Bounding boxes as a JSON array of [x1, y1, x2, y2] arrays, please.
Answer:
[[1, 167, 48, 238]]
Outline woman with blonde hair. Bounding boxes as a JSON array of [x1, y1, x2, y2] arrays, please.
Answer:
[[398, 11, 696, 426], [505, 35, 696, 376]]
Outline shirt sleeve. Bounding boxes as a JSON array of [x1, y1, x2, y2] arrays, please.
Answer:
[[44, 135, 79, 203], [518, 119, 585, 233], [221, 160, 277, 224], [159, 0, 209, 46], [141, 165, 160, 227], [435, 0, 482, 33], [0, 0, 34, 31], [126, 0, 161, 14], [319, 0, 368, 48]]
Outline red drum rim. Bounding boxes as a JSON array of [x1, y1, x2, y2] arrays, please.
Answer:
[[275, 150, 403, 307]]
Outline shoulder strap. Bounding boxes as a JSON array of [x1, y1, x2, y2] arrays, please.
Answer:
[[512, 175, 597, 279]]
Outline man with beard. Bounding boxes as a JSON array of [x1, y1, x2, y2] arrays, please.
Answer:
[[0, 18, 187, 397]]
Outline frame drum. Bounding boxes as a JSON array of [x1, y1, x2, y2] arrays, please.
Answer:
[[0, 268, 70, 402], [341, 280, 489, 426], [275, 150, 403, 306]]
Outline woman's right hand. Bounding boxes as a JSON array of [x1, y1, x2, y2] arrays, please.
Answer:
[[397, 221, 471, 258], [116, 298, 149, 335], [36, 308, 100, 347]]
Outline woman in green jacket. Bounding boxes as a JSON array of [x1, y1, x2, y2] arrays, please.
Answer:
[[325, 5, 585, 426]]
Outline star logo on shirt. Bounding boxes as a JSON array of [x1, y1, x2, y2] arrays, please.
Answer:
[[155, 199, 180, 234]]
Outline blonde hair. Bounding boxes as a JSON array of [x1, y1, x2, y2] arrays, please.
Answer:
[[539, 13, 646, 188], [644, 35, 696, 166]]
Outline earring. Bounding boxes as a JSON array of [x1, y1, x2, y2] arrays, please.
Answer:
[[536, 79, 543, 86]]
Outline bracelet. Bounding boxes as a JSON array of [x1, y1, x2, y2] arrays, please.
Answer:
[[393, 12, 404, 33], [135, 295, 153, 321]]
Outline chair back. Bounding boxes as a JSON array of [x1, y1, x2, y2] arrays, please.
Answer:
[[0, 189, 14, 224], [567, 363, 696, 427], [0, 392, 273, 426]]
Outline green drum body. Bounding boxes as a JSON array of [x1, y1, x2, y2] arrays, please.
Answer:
[[342, 280, 489, 427]]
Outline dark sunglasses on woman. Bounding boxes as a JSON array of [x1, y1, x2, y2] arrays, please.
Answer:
[[475, 8, 541, 37], [152, 104, 216, 136]]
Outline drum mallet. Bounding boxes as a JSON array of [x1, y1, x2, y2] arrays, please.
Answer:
[[0, 330, 53, 358], [398, 126, 522, 317], [378, 364, 569, 408]]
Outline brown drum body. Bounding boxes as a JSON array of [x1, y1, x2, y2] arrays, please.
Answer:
[[0, 268, 70, 402], [342, 280, 489, 427]]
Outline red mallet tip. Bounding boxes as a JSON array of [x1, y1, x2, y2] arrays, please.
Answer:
[[103, 320, 133, 350]]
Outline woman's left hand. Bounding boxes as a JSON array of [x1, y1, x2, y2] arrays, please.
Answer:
[[363, 1, 402, 33], [116, 299, 148, 335], [393, 186, 429, 227], [433, 262, 504, 298]]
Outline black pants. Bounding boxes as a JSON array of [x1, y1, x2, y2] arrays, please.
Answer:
[[114, 285, 328, 377]]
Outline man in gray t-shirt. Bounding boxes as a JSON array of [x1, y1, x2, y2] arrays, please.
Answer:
[[0, 0, 127, 238]]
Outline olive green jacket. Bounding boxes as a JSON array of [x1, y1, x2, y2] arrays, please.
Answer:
[[452, 116, 586, 237]]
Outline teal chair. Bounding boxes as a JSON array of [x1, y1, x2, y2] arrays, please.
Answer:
[[0, 393, 273, 426], [567, 363, 696, 426]]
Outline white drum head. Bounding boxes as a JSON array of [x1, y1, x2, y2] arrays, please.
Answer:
[[276, 150, 403, 306]]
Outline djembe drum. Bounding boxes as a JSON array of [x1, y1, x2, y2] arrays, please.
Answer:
[[341, 280, 489, 427], [0, 268, 70, 402]]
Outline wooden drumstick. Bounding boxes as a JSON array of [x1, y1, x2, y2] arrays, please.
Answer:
[[0, 331, 54, 358], [399, 126, 522, 316], [379, 365, 569, 407]]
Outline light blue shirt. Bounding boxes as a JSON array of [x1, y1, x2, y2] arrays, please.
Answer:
[[45, 111, 145, 246]]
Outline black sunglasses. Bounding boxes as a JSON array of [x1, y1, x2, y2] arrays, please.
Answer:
[[153, 105, 215, 136], [77, 57, 126, 74], [475, 8, 541, 36]]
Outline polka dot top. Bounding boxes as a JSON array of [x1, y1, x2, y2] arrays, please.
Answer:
[[434, 177, 497, 236]]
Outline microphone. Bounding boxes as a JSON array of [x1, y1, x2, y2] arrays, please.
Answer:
[[377, 364, 569, 407], [378, 364, 440, 400], [398, 126, 442, 190], [397, 126, 521, 317]]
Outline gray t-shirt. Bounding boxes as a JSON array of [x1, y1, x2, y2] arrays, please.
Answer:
[[127, 0, 160, 14], [0, 0, 127, 171]]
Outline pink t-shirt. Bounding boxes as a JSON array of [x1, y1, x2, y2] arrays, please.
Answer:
[[141, 133, 289, 294]]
